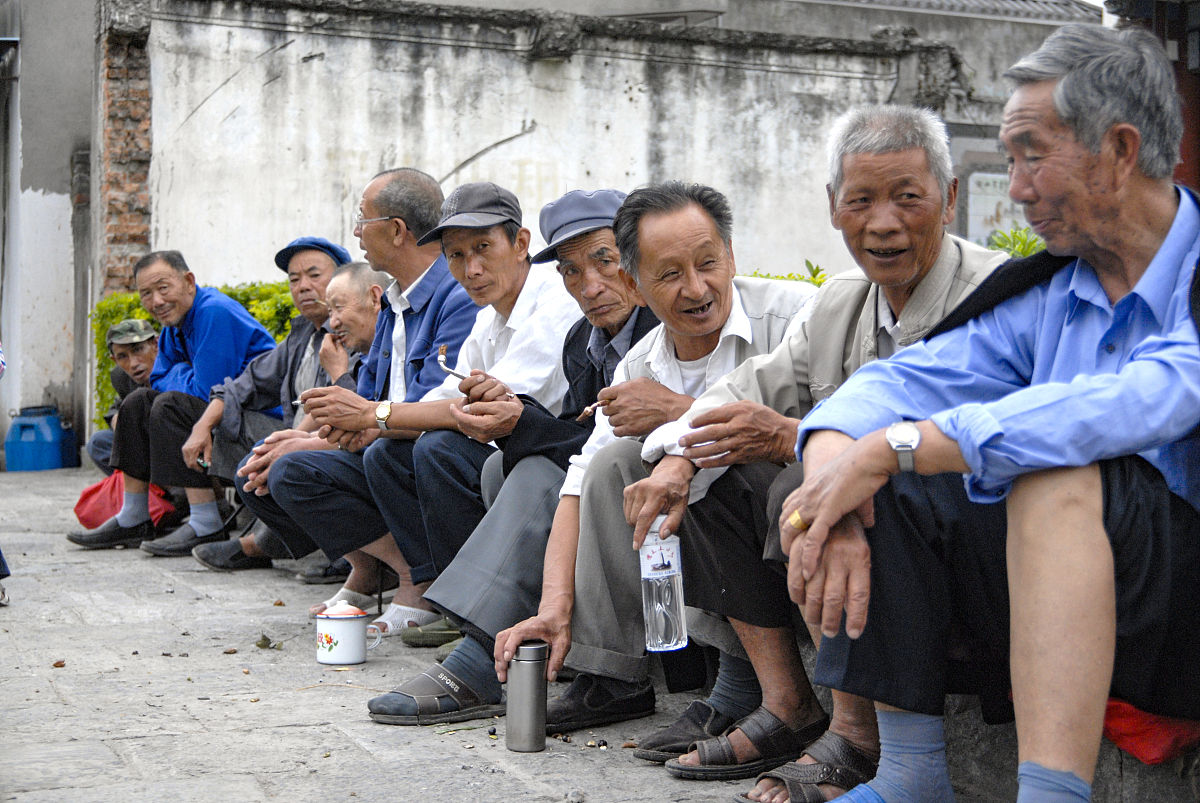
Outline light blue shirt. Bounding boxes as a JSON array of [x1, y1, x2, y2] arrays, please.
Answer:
[[798, 189, 1200, 510]]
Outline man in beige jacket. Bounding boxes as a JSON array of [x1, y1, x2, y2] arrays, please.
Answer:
[[624, 106, 1007, 800]]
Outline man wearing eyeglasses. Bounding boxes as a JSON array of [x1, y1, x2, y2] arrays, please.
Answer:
[[233, 168, 480, 582]]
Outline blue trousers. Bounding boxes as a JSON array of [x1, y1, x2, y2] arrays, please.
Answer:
[[0, 545, 9, 579], [86, 429, 116, 475]]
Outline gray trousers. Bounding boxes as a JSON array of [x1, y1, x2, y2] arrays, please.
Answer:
[[211, 410, 286, 482], [424, 451, 564, 639], [564, 439, 748, 685]]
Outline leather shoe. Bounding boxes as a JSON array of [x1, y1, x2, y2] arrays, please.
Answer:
[[67, 517, 154, 550], [546, 672, 655, 734], [298, 556, 351, 585], [192, 538, 272, 571], [140, 523, 226, 557], [633, 700, 735, 763]]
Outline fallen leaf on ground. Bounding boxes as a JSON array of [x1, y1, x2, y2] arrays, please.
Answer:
[[272, 599, 285, 606], [223, 648, 238, 654], [52, 660, 65, 668], [255, 633, 283, 650], [249, 698, 260, 703], [242, 668, 250, 674]]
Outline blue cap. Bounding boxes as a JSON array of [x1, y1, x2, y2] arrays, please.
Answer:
[[531, 189, 627, 263], [274, 237, 353, 272]]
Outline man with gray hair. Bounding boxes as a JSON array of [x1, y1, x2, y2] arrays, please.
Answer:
[[783, 24, 1200, 802], [610, 107, 1005, 797]]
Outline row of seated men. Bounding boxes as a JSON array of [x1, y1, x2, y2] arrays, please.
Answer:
[[70, 22, 1200, 802]]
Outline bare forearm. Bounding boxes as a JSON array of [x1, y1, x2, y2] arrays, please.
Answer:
[[379, 399, 458, 433], [539, 496, 581, 616], [195, 398, 225, 434]]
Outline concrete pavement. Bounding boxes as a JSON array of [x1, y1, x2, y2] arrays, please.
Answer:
[[0, 467, 1195, 802]]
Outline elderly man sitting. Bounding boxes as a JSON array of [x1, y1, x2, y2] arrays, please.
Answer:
[[496, 182, 816, 738], [86, 319, 159, 476], [783, 24, 1200, 802], [623, 106, 1005, 798]]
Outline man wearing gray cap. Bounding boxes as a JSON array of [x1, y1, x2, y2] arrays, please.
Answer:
[[295, 181, 579, 638], [86, 319, 160, 475], [367, 189, 672, 725]]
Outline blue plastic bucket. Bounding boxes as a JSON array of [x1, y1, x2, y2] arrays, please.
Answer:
[[5, 406, 80, 471]]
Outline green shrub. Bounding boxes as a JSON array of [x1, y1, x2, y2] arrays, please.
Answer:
[[988, 225, 1046, 258], [751, 259, 828, 287], [90, 281, 293, 427]]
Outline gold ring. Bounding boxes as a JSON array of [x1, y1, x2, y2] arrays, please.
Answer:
[[788, 510, 807, 530]]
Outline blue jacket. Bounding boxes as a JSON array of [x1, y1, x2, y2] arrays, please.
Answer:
[[151, 286, 277, 399], [357, 255, 480, 402]]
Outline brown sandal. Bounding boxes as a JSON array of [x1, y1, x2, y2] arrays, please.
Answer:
[[731, 730, 879, 802], [664, 706, 830, 781]]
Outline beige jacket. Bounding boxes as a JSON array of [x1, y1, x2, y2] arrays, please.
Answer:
[[686, 233, 1008, 424]]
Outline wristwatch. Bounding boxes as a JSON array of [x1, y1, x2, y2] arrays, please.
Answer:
[[375, 400, 392, 431], [885, 421, 921, 473]]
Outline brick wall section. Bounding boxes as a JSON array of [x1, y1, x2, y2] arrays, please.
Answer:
[[97, 32, 150, 295]]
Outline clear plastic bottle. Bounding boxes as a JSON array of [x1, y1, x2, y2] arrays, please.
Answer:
[[639, 514, 688, 652]]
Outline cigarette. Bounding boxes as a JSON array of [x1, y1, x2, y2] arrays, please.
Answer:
[[575, 399, 609, 421], [437, 344, 470, 381]]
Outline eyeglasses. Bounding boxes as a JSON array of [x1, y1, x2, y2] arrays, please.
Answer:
[[354, 213, 399, 229]]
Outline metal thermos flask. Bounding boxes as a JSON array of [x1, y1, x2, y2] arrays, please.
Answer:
[[505, 640, 548, 752]]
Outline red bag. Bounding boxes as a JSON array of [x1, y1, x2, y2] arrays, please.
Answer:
[[1104, 697, 1200, 764], [74, 470, 177, 528]]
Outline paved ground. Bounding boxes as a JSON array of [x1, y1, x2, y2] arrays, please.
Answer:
[[1, 467, 1196, 802]]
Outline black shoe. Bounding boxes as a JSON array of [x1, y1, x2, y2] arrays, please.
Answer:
[[192, 538, 273, 572], [140, 523, 226, 557], [299, 556, 352, 585], [67, 517, 155, 550], [632, 700, 736, 763], [545, 672, 655, 734], [250, 522, 294, 560]]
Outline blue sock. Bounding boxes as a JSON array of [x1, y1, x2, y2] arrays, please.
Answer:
[[845, 710, 954, 803], [186, 500, 223, 537], [115, 491, 150, 527], [833, 786, 886, 802], [1017, 761, 1091, 802], [441, 635, 502, 705], [706, 651, 762, 721]]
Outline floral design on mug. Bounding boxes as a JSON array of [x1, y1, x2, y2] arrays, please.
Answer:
[[317, 632, 338, 651]]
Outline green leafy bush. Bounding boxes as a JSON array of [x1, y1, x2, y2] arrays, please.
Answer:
[[90, 281, 293, 427], [988, 226, 1046, 258], [751, 259, 828, 287]]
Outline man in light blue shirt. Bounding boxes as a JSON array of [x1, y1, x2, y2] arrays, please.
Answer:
[[778, 24, 1200, 803]]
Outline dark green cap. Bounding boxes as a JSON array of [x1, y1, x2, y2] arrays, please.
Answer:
[[106, 319, 157, 347]]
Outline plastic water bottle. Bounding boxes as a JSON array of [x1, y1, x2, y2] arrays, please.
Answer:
[[639, 514, 688, 651]]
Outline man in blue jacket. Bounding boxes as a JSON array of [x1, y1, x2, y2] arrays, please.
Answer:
[[68, 250, 276, 551], [233, 168, 480, 590]]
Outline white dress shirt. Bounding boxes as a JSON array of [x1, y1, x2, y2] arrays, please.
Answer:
[[421, 264, 579, 412]]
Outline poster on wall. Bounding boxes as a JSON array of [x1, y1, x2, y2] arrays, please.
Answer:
[[966, 171, 1025, 247]]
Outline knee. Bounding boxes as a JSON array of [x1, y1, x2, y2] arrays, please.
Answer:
[[120, 386, 156, 417], [580, 438, 645, 497], [1008, 464, 1103, 544]]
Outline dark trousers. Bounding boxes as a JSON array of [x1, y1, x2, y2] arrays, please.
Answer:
[[0, 545, 9, 580], [110, 388, 211, 489], [235, 449, 322, 560], [811, 457, 1200, 721], [364, 430, 494, 585]]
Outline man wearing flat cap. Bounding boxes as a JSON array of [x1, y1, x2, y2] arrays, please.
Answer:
[[295, 180, 579, 640], [86, 319, 160, 475], [366, 188, 674, 725]]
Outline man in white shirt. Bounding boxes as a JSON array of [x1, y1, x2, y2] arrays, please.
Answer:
[[299, 182, 580, 637], [494, 182, 816, 739]]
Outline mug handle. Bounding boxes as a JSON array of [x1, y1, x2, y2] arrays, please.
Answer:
[[366, 625, 383, 650]]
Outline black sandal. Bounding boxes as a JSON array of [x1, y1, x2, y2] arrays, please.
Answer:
[[664, 706, 830, 781], [367, 664, 505, 726], [633, 700, 736, 763], [731, 730, 879, 802]]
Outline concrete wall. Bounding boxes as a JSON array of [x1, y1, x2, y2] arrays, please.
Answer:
[[0, 0, 95, 446], [140, 0, 969, 289]]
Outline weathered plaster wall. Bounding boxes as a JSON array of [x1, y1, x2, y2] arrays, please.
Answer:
[[0, 0, 95, 446], [142, 0, 967, 287]]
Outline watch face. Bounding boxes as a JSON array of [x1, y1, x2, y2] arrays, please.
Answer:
[[888, 421, 920, 449]]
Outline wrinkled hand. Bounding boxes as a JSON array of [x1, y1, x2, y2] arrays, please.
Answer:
[[781, 431, 894, 584], [459, 371, 516, 403], [623, 456, 695, 549], [449, 396, 523, 442], [680, 401, 800, 468], [300, 386, 374, 432], [494, 607, 572, 683], [787, 513, 872, 639], [318, 333, 350, 382], [599, 378, 692, 437], [316, 426, 381, 453], [237, 430, 324, 496], [181, 426, 213, 472]]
